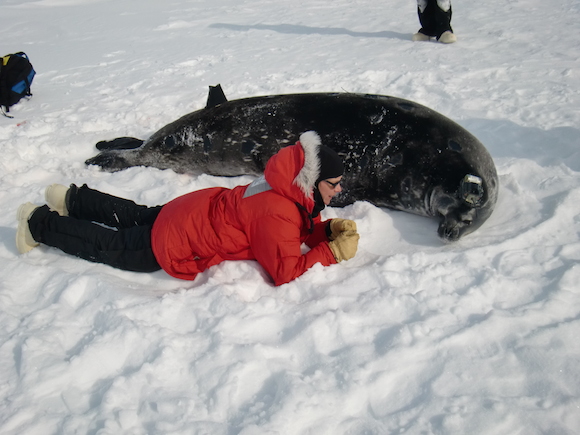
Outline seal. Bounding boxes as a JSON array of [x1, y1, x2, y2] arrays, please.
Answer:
[[86, 85, 498, 241]]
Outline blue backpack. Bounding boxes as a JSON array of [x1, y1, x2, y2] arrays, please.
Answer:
[[0, 52, 36, 118]]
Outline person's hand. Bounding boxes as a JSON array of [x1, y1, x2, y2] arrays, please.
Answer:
[[328, 218, 357, 240], [329, 230, 359, 262]]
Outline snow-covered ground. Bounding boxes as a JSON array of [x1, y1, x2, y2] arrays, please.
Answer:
[[1, 0, 579, 433]]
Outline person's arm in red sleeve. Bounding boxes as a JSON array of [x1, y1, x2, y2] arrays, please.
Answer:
[[248, 214, 336, 286], [304, 217, 332, 248]]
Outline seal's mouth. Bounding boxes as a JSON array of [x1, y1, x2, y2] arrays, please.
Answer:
[[438, 220, 462, 242], [438, 205, 478, 242]]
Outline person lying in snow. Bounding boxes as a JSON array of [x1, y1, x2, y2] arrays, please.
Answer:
[[16, 131, 360, 286]]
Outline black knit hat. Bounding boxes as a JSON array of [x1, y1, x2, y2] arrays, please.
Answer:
[[317, 145, 344, 184]]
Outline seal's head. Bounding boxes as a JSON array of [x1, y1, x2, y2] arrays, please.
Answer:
[[434, 173, 495, 242]]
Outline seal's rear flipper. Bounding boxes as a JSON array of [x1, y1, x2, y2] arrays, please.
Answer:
[[206, 84, 227, 108], [96, 137, 144, 151]]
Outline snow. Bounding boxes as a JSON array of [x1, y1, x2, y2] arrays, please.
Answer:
[[1, 0, 580, 433]]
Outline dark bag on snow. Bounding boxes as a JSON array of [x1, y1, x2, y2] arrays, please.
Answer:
[[0, 52, 36, 117]]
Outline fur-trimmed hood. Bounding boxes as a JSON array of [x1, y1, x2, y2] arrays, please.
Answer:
[[263, 131, 323, 213]]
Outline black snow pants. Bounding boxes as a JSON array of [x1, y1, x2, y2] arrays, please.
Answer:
[[417, 0, 453, 39], [28, 184, 163, 272]]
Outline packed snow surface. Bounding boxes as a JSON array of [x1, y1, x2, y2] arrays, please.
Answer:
[[1, 0, 579, 434]]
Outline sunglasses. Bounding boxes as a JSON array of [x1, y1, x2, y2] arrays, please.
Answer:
[[324, 179, 342, 189]]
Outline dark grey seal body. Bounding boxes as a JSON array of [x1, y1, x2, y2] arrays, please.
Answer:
[[86, 86, 498, 241]]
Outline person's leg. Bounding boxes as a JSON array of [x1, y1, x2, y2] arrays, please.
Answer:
[[414, 0, 454, 41], [48, 183, 162, 228], [433, 0, 454, 41], [416, 0, 432, 36], [28, 205, 161, 272]]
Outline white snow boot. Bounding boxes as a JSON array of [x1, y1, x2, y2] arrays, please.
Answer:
[[16, 202, 40, 254], [412, 32, 431, 41], [438, 30, 457, 43], [45, 184, 69, 216]]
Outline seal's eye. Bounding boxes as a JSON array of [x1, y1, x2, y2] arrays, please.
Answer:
[[459, 174, 484, 207]]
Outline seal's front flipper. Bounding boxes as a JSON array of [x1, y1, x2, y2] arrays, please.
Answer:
[[205, 84, 228, 108], [96, 137, 144, 151]]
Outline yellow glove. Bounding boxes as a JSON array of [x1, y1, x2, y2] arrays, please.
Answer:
[[328, 218, 357, 241], [328, 230, 359, 262]]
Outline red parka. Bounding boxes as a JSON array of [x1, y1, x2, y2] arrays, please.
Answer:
[[151, 131, 337, 286]]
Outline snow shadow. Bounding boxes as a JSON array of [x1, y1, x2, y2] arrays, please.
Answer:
[[0, 226, 18, 255], [386, 210, 441, 247], [210, 23, 409, 40]]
